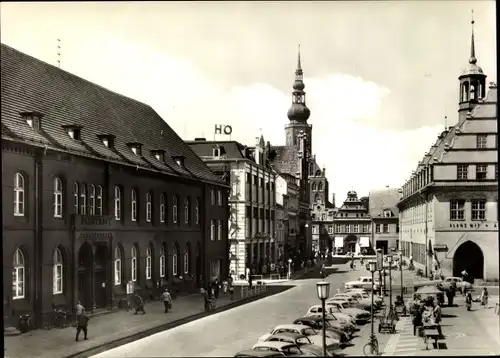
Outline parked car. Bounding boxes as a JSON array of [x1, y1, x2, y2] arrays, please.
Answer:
[[252, 342, 304, 356], [263, 333, 335, 357], [439, 277, 473, 293], [332, 294, 373, 311], [307, 313, 357, 334], [326, 301, 371, 322], [344, 289, 383, 308], [234, 350, 285, 357], [305, 304, 356, 325], [344, 276, 380, 291], [293, 317, 349, 344], [258, 325, 340, 350]]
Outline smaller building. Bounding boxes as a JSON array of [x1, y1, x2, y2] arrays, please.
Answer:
[[369, 188, 400, 254], [276, 172, 300, 262]]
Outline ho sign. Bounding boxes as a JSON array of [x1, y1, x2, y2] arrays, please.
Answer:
[[214, 124, 233, 136]]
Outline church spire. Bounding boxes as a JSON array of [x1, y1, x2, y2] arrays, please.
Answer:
[[469, 10, 477, 64], [287, 45, 310, 122], [297, 44, 302, 70]]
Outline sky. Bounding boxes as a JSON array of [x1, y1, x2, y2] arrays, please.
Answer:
[[1, 1, 497, 201]]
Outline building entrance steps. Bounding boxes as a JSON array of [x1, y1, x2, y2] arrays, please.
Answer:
[[4, 287, 288, 358]]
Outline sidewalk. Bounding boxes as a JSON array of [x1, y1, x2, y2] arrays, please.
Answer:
[[4, 287, 286, 358]]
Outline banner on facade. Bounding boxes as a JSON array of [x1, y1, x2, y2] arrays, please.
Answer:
[[335, 236, 344, 248], [376, 250, 384, 271], [359, 237, 370, 247]]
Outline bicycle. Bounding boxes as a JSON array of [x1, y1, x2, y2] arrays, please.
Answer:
[[363, 333, 379, 356]]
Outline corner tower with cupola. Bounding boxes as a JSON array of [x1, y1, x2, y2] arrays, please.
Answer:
[[458, 11, 487, 121]]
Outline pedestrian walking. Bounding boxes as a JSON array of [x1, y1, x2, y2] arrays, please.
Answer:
[[433, 302, 442, 337], [446, 282, 456, 307], [227, 275, 234, 300], [320, 264, 326, 279], [133, 292, 146, 315], [75, 311, 89, 341], [412, 306, 423, 336], [480, 287, 489, 308], [465, 291, 473, 311], [161, 288, 172, 313], [213, 279, 220, 299], [202, 288, 210, 312], [75, 301, 85, 318]]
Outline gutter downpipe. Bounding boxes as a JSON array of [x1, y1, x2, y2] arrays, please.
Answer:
[[34, 151, 43, 327]]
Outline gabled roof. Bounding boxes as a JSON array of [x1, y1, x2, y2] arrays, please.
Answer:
[[1, 43, 224, 186], [368, 188, 400, 217]]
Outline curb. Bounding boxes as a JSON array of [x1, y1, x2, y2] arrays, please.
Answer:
[[62, 285, 293, 358]]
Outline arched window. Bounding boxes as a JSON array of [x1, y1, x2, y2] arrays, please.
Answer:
[[184, 244, 190, 274], [318, 182, 323, 191], [53, 248, 63, 294], [131, 246, 137, 282], [80, 184, 87, 214], [172, 196, 178, 224], [114, 246, 122, 285], [311, 182, 317, 191], [195, 198, 200, 224], [210, 189, 215, 206], [96, 185, 103, 215], [14, 173, 25, 216], [131, 190, 137, 221], [89, 185, 96, 215], [13, 248, 25, 299], [184, 198, 190, 224], [54, 178, 63, 218], [73, 182, 79, 214], [210, 220, 215, 241], [160, 194, 166, 223], [146, 192, 152, 222], [172, 245, 178, 276], [160, 244, 166, 278], [145, 246, 152, 279], [114, 186, 121, 220], [218, 220, 222, 240]]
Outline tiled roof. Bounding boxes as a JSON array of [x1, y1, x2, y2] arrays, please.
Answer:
[[271, 145, 299, 175], [368, 188, 400, 217], [186, 140, 247, 160], [1, 44, 223, 185]]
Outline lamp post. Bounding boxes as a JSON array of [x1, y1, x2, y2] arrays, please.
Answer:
[[316, 281, 331, 358], [288, 258, 292, 280], [399, 249, 404, 304], [387, 254, 393, 310], [368, 261, 377, 351], [376, 248, 384, 297]]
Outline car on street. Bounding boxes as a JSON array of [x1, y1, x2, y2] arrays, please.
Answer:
[[344, 289, 383, 308], [234, 350, 286, 357], [344, 276, 380, 291], [307, 313, 357, 334], [293, 317, 350, 344], [305, 304, 356, 325], [258, 325, 340, 350], [332, 294, 374, 311], [252, 342, 305, 356], [439, 277, 473, 293], [326, 301, 371, 322], [263, 333, 335, 357]]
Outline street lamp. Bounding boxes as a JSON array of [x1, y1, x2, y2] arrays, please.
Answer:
[[399, 249, 404, 306], [288, 258, 292, 280], [387, 255, 393, 311], [368, 261, 378, 354], [316, 281, 331, 358], [376, 248, 384, 297]]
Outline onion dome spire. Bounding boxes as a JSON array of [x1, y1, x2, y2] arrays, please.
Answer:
[[287, 44, 310, 122]]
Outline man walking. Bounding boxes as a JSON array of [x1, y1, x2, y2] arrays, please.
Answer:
[[75, 301, 89, 342], [161, 288, 172, 313]]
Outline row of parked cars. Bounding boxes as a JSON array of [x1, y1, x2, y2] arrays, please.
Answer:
[[234, 285, 384, 357]]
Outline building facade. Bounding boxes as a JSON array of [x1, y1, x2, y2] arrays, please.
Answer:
[[187, 136, 277, 277], [333, 191, 373, 255], [369, 188, 400, 254], [276, 172, 300, 263], [397, 21, 498, 282], [271, 48, 313, 260], [2, 44, 229, 328]]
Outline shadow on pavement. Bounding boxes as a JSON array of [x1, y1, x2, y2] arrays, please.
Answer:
[[442, 314, 457, 318]]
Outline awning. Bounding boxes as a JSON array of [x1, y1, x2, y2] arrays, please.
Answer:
[[335, 236, 344, 248], [359, 237, 370, 247]]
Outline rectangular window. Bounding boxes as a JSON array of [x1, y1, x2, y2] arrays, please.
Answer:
[[328, 225, 333, 234], [476, 134, 487, 149], [97, 186, 103, 216], [218, 220, 222, 240], [217, 190, 222, 206], [375, 224, 381, 233], [457, 164, 468, 180], [476, 165, 487, 180], [345, 225, 351, 233], [160, 196, 165, 223], [211, 189, 216, 206], [131, 258, 137, 282], [383, 224, 389, 233], [53, 265, 63, 294], [496, 164, 498, 180], [335, 224, 341, 233], [114, 259, 121, 285], [146, 256, 152, 279], [12, 267, 24, 299], [471, 200, 486, 221], [450, 199, 465, 220], [353, 224, 359, 233], [160, 255, 165, 278], [211, 220, 215, 241]]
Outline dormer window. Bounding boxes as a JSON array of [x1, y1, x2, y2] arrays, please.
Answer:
[[151, 149, 165, 162], [384, 210, 392, 218], [172, 156, 185, 167], [213, 147, 220, 157], [127, 142, 143, 156], [97, 134, 115, 149], [20, 111, 43, 130], [62, 125, 82, 140]]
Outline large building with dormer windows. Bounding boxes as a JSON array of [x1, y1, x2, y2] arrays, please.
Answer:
[[1, 44, 229, 329], [187, 135, 277, 277], [397, 19, 498, 282]]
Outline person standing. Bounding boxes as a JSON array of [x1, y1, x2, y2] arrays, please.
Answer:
[[227, 275, 234, 300], [75, 302, 89, 342], [447, 281, 456, 307], [202, 288, 210, 312], [433, 302, 442, 337], [481, 287, 489, 308], [213, 279, 220, 299], [75, 301, 85, 318], [412, 306, 423, 336], [465, 291, 473, 311], [133, 292, 146, 315], [161, 288, 172, 313]]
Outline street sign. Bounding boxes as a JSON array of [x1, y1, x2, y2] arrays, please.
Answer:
[[376, 250, 384, 271]]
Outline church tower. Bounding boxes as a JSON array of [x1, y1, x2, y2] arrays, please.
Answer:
[[458, 11, 487, 121], [285, 45, 312, 157]]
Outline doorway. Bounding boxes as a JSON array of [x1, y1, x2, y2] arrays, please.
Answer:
[[376, 240, 388, 254], [344, 235, 357, 254], [453, 241, 484, 282], [77, 243, 93, 309], [94, 245, 108, 309]]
